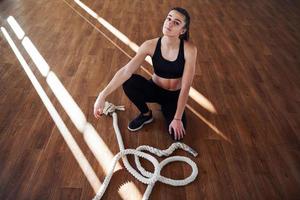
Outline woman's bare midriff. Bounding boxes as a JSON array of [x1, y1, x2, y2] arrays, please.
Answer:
[[152, 73, 182, 91]]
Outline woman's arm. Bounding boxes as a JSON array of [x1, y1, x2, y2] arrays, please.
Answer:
[[169, 43, 197, 139], [175, 44, 197, 119], [94, 40, 151, 118], [100, 41, 150, 98]]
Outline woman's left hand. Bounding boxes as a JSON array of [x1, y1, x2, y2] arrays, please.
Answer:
[[169, 119, 186, 140]]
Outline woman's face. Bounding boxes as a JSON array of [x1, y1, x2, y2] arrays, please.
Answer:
[[162, 10, 186, 37]]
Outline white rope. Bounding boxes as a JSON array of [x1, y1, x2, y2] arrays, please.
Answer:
[[93, 102, 199, 200]]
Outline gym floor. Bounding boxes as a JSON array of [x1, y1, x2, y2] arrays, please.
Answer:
[[0, 0, 299, 199]]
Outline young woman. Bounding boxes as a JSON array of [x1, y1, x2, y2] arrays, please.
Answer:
[[94, 7, 197, 140]]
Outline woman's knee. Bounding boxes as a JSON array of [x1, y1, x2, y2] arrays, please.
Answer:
[[122, 74, 145, 92], [123, 74, 137, 91]]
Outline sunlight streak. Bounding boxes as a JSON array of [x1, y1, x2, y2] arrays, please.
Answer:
[[1, 26, 101, 192], [73, 0, 141, 58], [46, 71, 87, 131], [118, 181, 143, 199], [189, 87, 217, 113], [7, 16, 25, 39], [6, 16, 123, 174], [6, 15, 132, 197], [45, 71, 122, 173], [186, 104, 232, 143], [22, 37, 50, 77]]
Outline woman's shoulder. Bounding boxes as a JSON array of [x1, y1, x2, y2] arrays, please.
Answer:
[[183, 40, 197, 52], [183, 40, 197, 58], [142, 37, 160, 47], [139, 37, 160, 56]]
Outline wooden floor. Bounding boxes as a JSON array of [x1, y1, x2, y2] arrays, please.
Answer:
[[1, 0, 300, 199]]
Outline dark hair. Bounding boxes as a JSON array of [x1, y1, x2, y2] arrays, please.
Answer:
[[171, 7, 190, 41]]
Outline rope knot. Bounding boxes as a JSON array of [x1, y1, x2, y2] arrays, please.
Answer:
[[103, 101, 125, 116]]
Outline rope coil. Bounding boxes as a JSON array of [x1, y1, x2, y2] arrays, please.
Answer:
[[93, 102, 198, 200]]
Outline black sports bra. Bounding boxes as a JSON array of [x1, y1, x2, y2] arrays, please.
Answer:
[[151, 37, 185, 79]]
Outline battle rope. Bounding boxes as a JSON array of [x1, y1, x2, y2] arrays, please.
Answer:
[[93, 102, 199, 200]]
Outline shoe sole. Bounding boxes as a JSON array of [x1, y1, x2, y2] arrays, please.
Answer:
[[127, 117, 154, 132]]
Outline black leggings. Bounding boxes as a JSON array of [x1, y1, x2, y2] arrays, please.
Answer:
[[122, 74, 186, 130]]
